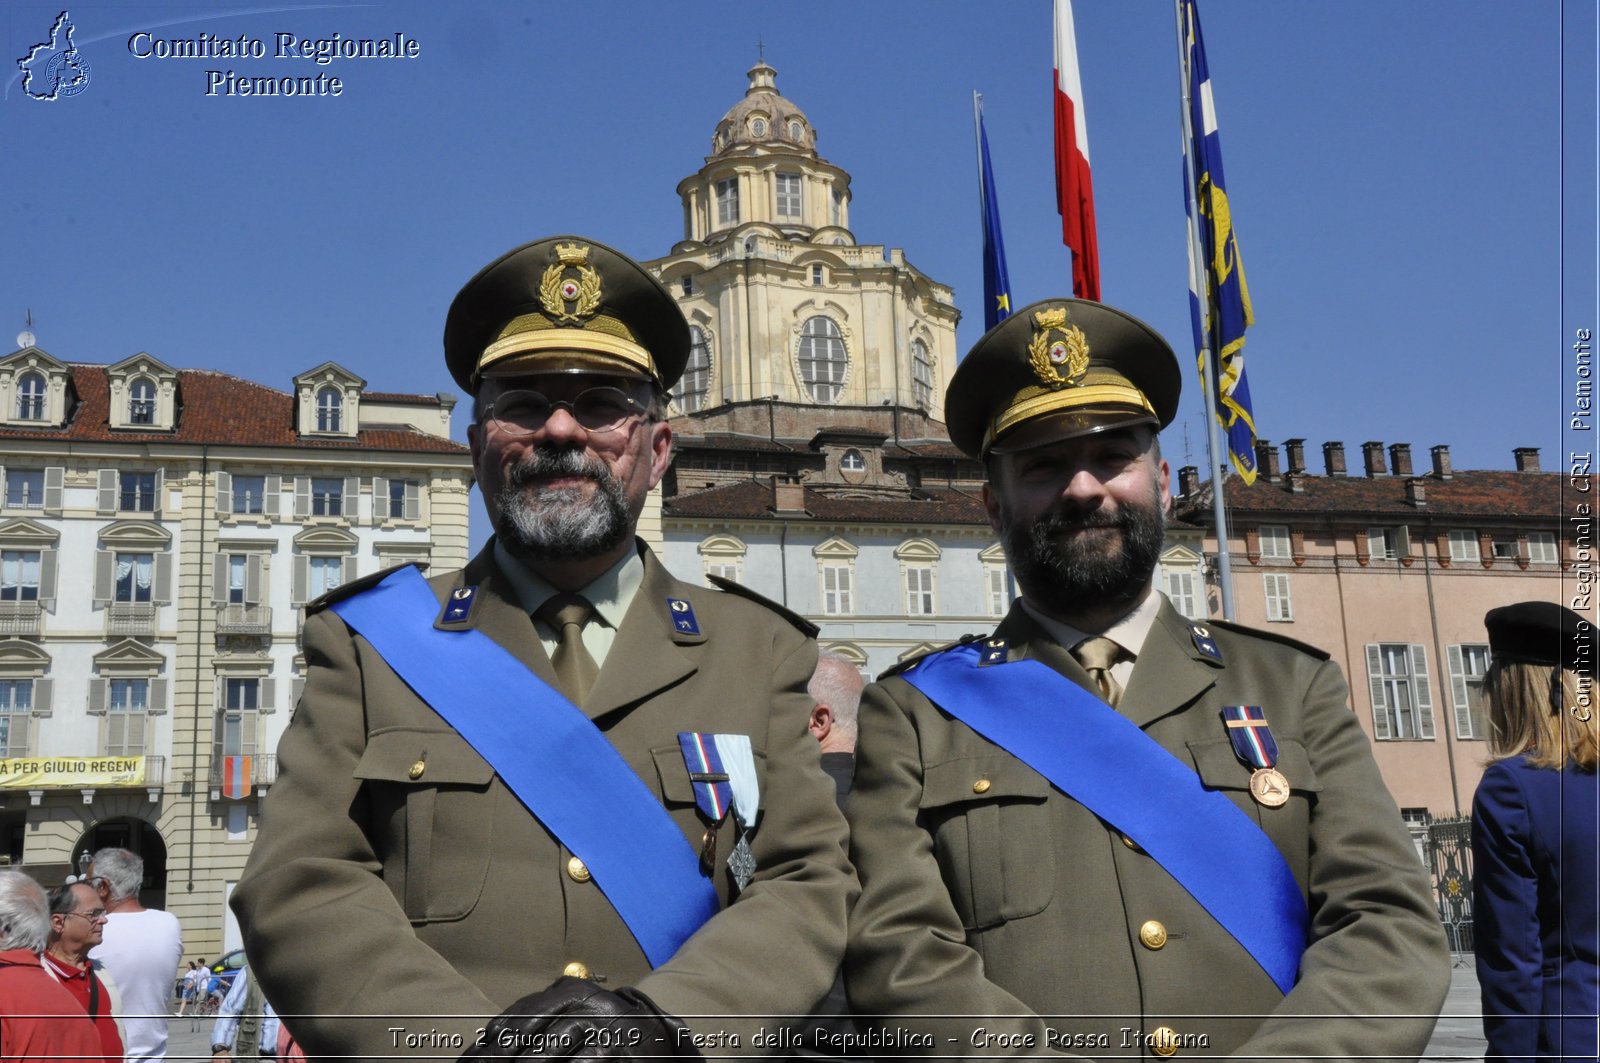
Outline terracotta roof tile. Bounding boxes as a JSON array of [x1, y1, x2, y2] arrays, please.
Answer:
[[0, 365, 466, 455], [665, 481, 989, 524], [1176, 469, 1573, 521]]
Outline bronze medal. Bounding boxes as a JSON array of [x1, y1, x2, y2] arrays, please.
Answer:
[[1249, 766, 1290, 808]]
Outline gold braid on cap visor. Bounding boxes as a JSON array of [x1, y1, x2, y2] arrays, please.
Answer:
[[475, 312, 658, 383], [982, 381, 1156, 454]]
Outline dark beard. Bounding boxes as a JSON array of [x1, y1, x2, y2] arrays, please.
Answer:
[[1001, 494, 1166, 618], [495, 446, 631, 562]]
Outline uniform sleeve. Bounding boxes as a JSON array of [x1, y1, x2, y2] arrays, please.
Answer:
[[1471, 763, 1542, 1061], [635, 628, 859, 1048], [230, 609, 499, 1059], [1232, 658, 1451, 1060], [844, 678, 1060, 1054]]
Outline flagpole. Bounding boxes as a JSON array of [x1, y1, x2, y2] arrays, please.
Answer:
[[972, 91, 986, 234], [1175, 0, 1237, 621]]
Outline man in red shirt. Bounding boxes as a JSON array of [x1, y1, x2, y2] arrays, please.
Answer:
[[0, 869, 103, 1060], [43, 880, 124, 1063]]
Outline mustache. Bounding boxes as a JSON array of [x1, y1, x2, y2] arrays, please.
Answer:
[[505, 446, 611, 487], [1034, 508, 1126, 534]]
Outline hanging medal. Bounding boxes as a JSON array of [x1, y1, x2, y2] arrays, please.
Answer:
[[1222, 705, 1291, 808], [678, 733, 733, 874]]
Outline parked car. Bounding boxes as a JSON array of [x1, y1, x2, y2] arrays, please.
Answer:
[[210, 947, 247, 990]]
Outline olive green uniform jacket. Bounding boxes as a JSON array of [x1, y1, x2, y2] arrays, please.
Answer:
[[232, 542, 855, 1060], [844, 598, 1448, 1060]]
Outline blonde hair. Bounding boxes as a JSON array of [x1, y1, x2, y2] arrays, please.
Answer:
[[1485, 661, 1598, 771]]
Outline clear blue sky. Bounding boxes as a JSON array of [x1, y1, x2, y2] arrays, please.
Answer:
[[3, 2, 1594, 491]]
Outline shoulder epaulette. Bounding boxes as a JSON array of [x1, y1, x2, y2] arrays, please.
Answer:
[[307, 561, 428, 615], [1205, 617, 1332, 661], [878, 632, 996, 680], [705, 574, 820, 637]]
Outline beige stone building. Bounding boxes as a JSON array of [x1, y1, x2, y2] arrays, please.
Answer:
[[0, 342, 470, 960]]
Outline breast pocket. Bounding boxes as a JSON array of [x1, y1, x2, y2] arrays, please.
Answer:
[[1186, 736, 1322, 852], [354, 727, 496, 923], [918, 755, 1054, 930]]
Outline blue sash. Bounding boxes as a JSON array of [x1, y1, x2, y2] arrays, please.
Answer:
[[900, 643, 1308, 993], [330, 566, 719, 968]]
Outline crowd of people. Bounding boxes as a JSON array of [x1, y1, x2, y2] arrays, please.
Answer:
[[0, 235, 1592, 1062]]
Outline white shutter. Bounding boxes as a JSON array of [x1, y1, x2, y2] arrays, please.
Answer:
[[372, 478, 389, 525], [94, 551, 114, 604], [1410, 645, 1435, 739], [153, 468, 164, 515], [344, 477, 360, 519], [294, 477, 310, 518], [38, 549, 57, 607], [1395, 526, 1412, 559], [23, 677, 51, 721], [291, 677, 306, 712], [216, 471, 232, 516], [1365, 644, 1391, 740], [44, 467, 64, 514], [404, 481, 420, 521], [154, 553, 173, 603], [88, 679, 107, 716], [292, 556, 308, 604], [340, 556, 354, 584], [98, 469, 117, 514], [1447, 645, 1472, 738], [246, 555, 263, 604], [213, 556, 229, 604], [265, 475, 282, 518], [261, 677, 277, 714], [150, 678, 168, 716]]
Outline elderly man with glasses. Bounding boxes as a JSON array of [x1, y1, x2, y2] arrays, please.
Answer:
[[44, 880, 125, 1063], [234, 236, 853, 1061]]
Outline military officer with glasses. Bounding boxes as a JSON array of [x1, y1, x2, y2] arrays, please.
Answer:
[[234, 236, 854, 1061]]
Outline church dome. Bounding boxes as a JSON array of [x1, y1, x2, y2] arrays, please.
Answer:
[[711, 60, 816, 157]]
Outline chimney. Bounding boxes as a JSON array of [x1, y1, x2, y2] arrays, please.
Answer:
[[1254, 440, 1280, 482], [1514, 447, 1541, 473], [1405, 478, 1427, 508], [1178, 465, 1201, 499], [1430, 444, 1453, 479], [1388, 443, 1413, 477], [1284, 470, 1306, 494], [772, 475, 807, 514], [1323, 441, 1348, 477], [1284, 438, 1307, 475], [1362, 441, 1387, 477]]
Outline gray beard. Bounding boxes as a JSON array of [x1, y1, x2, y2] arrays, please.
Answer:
[[496, 446, 632, 563], [1001, 493, 1165, 619]]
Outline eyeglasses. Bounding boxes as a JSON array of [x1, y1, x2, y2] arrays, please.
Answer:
[[482, 387, 651, 437], [65, 909, 108, 922]]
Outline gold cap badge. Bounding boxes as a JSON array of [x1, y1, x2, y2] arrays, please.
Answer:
[[539, 243, 603, 325], [1027, 307, 1090, 388]]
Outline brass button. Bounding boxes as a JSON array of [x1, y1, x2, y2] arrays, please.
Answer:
[[972, 778, 992, 794], [1121, 833, 1142, 851], [1149, 1026, 1180, 1056], [566, 856, 591, 883], [407, 760, 426, 780], [1139, 920, 1168, 950], [562, 961, 590, 979]]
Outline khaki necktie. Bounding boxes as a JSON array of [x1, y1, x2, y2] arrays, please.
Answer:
[[537, 593, 600, 705], [1073, 636, 1125, 708]]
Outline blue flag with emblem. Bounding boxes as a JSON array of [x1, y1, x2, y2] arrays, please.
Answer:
[[976, 95, 1013, 332], [1182, 0, 1257, 484]]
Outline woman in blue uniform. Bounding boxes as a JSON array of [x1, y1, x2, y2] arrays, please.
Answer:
[[1473, 601, 1597, 1063]]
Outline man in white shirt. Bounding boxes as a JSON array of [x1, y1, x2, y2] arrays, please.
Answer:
[[88, 847, 183, 1061]]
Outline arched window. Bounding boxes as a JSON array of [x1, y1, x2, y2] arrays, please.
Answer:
[[672, 327, 711, 414], [797, 317, 847, 404], [316, 386, 343, 433], [15, 373, 45, 420], [751, 117, 768, 138], [788, 119, 805, 141], [129, 378, 156, 425], [911, 340, 934, 409]]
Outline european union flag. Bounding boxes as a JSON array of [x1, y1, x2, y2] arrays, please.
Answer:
[[1182, 0, 1257, 483], [977, 101, 1013, 332]]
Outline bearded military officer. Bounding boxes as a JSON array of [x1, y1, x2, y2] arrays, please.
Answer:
[[233, 236, 855, 1060], [844, 299, 1449, 1058]]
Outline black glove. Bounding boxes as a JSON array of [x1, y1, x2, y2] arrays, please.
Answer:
[[460, 977, 703, 1060]]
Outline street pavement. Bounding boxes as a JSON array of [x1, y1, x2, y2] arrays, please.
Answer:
[[160, 962, 1490, 1060]]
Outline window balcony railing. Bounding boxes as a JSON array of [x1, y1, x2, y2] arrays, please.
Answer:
[[209, 753, 277, 797], [0, 601, 42, 636], [106, 602, 157, 637], [215, 603, 272, 636]]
